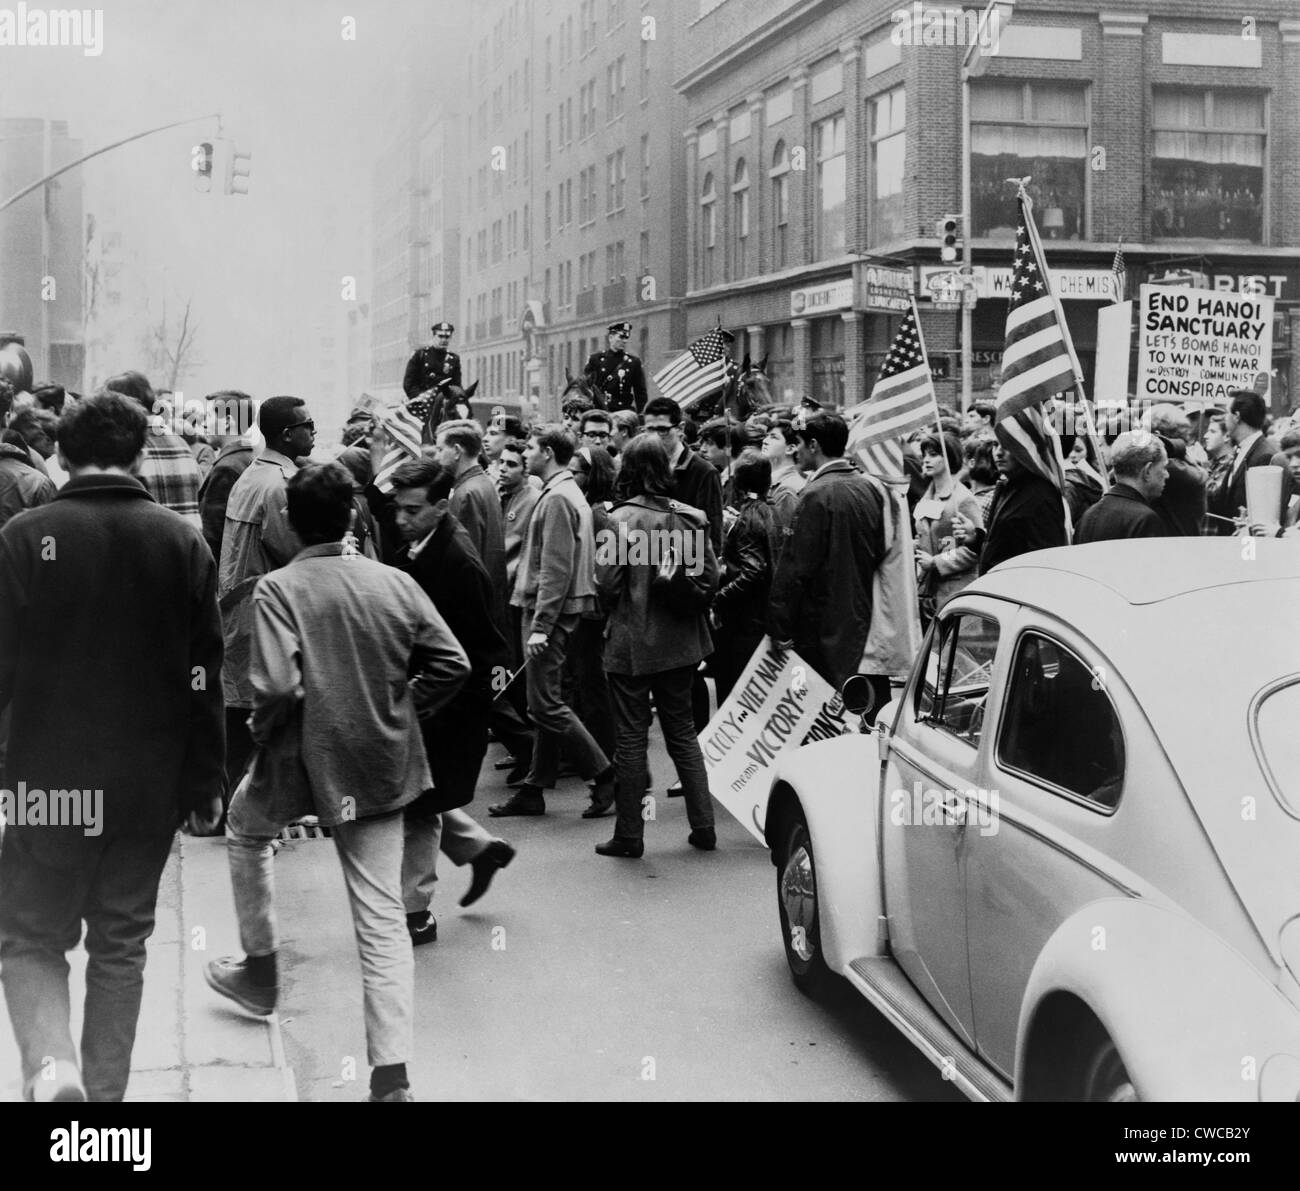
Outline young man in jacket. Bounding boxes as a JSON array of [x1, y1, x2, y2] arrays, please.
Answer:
[[206, 462, 470, 1103], [491, 426, 616, 817], [959, 443, 1069, 575], [0, 393, 224, 1102]]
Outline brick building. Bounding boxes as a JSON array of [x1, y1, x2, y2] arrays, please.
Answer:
[[455, 0, 692, 420], [677, 0, 1300, 412]]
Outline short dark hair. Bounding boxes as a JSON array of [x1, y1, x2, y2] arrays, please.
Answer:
[[499, 437, 527, 458], [57, 392, 148, 468], [104, 370, 156, 413], [286, 461, 355, 544], [259, 395, 307, 442], [531, 423, 576, 465], [767, 418, 798, 447], [9, 407, 57, 450], [208, 390, 256, 436], [642, 397, 682, 426], [796, 412, 848, 458], [962, 435, 999, 485], [580, 445, 617, 503], [561, 395, 594, 419], [437, 418, 484, 459], [32, 384, 66, 415], [698, 418, 729, 450], [617, 432, 673, 498], [391, 456, 455, 504], [1228, 390, 1267, 430], [732, 448, 771, 497], [580, 410, 613, 433], [971, 401, 997, 423], [919, 431, 962, 472], [611, 409, 641, 436]]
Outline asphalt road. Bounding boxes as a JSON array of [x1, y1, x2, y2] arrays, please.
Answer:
[[261, 733, 963, 1103]]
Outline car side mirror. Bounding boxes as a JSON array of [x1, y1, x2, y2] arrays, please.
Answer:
[[841, 674, 875, 717]]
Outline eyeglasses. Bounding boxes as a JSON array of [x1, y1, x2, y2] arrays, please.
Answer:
[[286, 419, 315, 431]]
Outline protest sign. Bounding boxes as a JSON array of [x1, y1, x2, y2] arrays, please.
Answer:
[[1136, 285, 1274, 402], [697, 639, 851, 844]]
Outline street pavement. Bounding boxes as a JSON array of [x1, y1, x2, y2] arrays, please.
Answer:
[[1, 731, 961, 1103]]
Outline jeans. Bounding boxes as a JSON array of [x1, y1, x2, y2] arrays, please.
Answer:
[[226, 784, 412, 1067], [607, 666, 715, 843], [564, 616, 617, 760], [522, 613, 611, 788], [401, 808, 498, 915], [0, 826, 174, 1101]]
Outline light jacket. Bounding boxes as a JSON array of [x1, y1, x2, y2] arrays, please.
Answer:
[[914, 478, 983, 609], [510, 468, 598, 634]]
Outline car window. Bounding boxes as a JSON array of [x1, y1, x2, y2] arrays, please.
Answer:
[[1255, 681, 1300, 816], [915, 613, 1000, 747], [997, 633, 1125, 809]]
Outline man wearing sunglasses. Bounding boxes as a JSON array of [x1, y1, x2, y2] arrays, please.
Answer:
[[403, 322, 463, 402], [583, 321, 647, 414], [217, 397, 317, 811]]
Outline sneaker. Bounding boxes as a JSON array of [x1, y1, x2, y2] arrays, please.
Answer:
[[205, 956, 277, 1017], [406, 911, 438, 945]]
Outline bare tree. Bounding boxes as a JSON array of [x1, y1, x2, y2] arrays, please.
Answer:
[[142, 296, 204, 391]]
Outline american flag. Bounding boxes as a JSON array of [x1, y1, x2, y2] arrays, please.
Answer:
[[373, 395, 431, 493], [1110, 240, 1126, 304], [652, 326, 730, 410], [994, 191, 1078, 490], [846, 303, 940, 480]]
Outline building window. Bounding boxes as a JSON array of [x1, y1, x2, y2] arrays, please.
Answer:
[[477, 229, 487, 269], [545, 36, 552, 88], [640, 134, 650, 198], [640, 37, 650, 100], [607, 55, 626, 121], [869, 86, 906, 244], [1152, 89, 1264, 243], [492, 220, 503, 263], [700, 172, 716, 287], [639, 229, 650, 276], [544, 191, 552, 241], [605, 148, 625, 212], [523, 131, 530, 180], [731, 158, 750, 277], [814, 114, 846, 259], [770, 140, 790, 268], [972, 81, 1088, 241], [811, 315, 845, 407], [545, 114, 552, 166], [523, 203, 529, 249]]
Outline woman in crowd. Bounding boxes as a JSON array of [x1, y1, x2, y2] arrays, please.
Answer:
[[1060, 432, 1105, 529], [913, 431, 983, 625], [711, 449, 778, 702], [960, 434, 1000, 526], [593, 434, 719, 858]]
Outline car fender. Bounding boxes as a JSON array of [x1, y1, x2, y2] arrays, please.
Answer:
[[764, 732, 884, 972], [1017, 898, 1300, 1101]]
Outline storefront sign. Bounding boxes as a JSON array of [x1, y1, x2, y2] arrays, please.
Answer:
[[697, 639, 848, 844], [1136, 285, 1275, 402], [863, 266, 913, 313], [918, 265, 1119, 302], [791, 278, 853, 317]]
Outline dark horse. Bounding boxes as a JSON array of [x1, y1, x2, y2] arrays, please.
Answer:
[[560, 368, 606, 410], [687, 355, 776, 422], [420, 378, 480, 443]]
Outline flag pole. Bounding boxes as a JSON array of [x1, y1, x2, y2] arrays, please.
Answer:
[[1017, 181, 1112, 486]]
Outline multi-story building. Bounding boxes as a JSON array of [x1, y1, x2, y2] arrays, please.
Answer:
[[677, 0, 1300, 411], [0, 118, 85, 391], [456, 0, 691, 420]]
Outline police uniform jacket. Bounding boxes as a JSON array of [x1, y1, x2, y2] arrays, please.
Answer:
[[403, 345, 462, 400], [583, 349, 647, 413]]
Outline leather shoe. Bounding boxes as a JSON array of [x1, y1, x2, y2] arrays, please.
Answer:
[[688, 827, 717, 851], [406, 912, 438, 945], [595, 837, 644, 858], [489, 792, 545, 817], [493, 755, 519, 771], [666, 780, 684, 798], [205, 956, 277, 1017], [581, 799, 614, 819], [460, 840, 516, 907], [504, 760, 532, 786]]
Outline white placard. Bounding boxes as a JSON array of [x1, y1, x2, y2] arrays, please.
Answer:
[[1094, 301, 1132, 405], [1136, 285, 1275, 403]]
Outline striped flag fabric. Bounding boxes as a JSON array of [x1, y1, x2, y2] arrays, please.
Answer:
[[994, 191, 1079, 490], [1111, 240, 1126, 304], [373, 396, 431, 493], [652, 326, 730, 411], [846, 303, 939, 480]]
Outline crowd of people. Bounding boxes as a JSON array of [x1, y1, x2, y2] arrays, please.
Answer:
[[1, 365, 1296, 1105]]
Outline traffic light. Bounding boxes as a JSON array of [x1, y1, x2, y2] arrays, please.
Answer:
[[935, 214, 962, 262], [225, 142, 252, 196], [192, 141, 214, 193]]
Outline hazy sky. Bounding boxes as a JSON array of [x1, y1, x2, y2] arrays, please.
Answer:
[[0, 0, 454, 413]]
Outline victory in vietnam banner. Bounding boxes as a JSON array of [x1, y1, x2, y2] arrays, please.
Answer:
[[697, 638, 852, 844]]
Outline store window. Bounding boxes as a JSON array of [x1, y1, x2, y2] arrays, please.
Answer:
[[700, 172, 717, 287], [732, 158, 750, 277], [972, 81, 1088, 241], [767, 323, 796, 402], [870, 87, 906, 244], [811, 316, 844, 407], [770, 140, 790, 268], [813, 114, 846, 259], [1152, 89, 1264, 244]]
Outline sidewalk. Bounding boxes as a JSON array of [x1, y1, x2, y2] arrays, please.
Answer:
[[0, 835, 296, 1103]]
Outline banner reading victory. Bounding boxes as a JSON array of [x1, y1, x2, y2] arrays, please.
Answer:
[[697, 639, 852, 844]]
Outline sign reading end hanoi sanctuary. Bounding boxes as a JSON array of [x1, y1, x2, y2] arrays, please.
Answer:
[[1136, 284, 1274, 402]]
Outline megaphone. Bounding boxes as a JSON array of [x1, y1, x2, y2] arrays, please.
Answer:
[[0, 335, 34, 394]]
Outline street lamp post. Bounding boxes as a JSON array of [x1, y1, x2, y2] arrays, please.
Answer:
[[960, 0, 1015, 414]]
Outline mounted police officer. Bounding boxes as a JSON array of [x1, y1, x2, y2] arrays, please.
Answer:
[[583, 321, 647, 414], [403, 321, 463, 402]]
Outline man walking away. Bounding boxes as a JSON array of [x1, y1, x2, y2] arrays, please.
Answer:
[[206, 463, 469, 1103], [1075, 432, 1169, 543], [0, 393, 224, 1102]]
